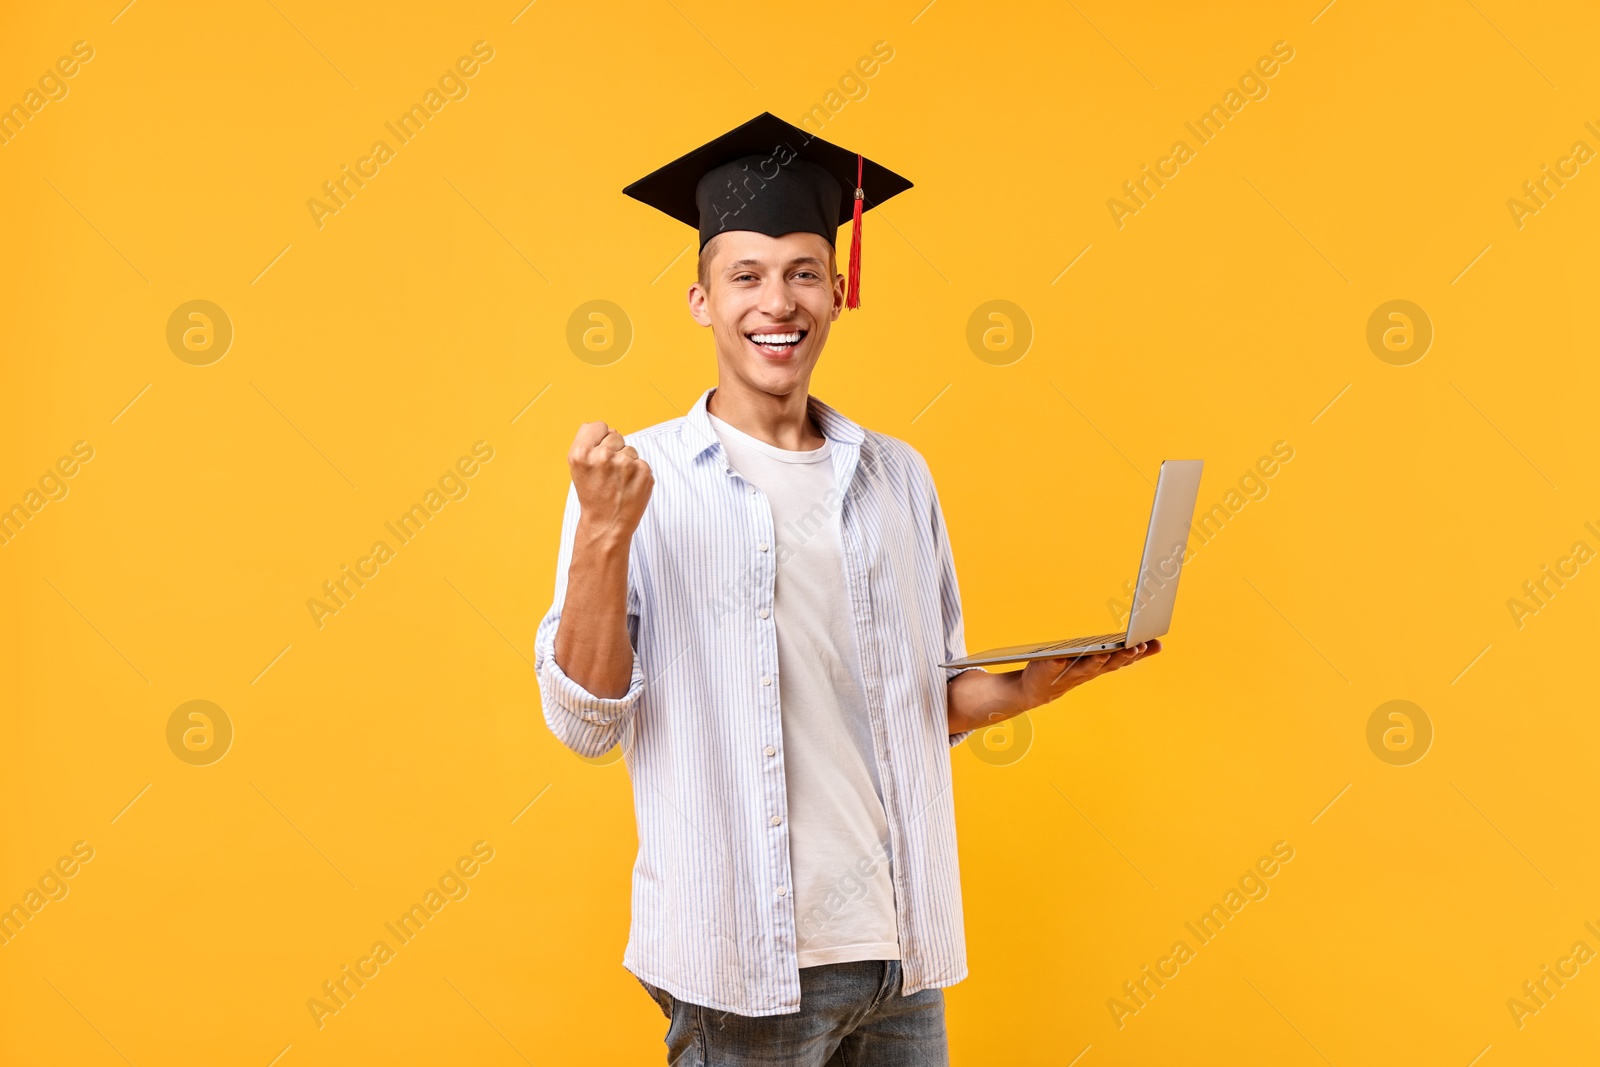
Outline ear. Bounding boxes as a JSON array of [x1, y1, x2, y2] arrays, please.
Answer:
[[830, 268, 846, 321], [688, 281, 712, 327]]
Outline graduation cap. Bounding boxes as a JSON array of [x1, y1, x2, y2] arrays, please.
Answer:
[[622, 112, 912, 309]]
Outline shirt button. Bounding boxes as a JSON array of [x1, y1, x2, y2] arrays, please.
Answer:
[[758, 542, 769, 552], [758, 608, 770, 619], [761, 676, 772, 686], [770, 815, 782, 826], [776, 887, 787, 897], [764, 745, 776, 756], [747, 484, 757, 494]]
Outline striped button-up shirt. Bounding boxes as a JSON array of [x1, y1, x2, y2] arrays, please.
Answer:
[[534, 385, 985, 1017]]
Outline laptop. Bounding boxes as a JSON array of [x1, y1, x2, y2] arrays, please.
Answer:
[[941, 460, 1204, 668]]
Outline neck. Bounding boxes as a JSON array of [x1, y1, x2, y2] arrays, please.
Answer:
[[706, 378, 825, 451]]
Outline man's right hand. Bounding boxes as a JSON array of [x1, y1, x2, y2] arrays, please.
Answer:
[[568, 421, 654, 544], [554, 422, 651, 701]]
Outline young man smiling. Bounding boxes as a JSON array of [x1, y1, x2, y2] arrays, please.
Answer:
[[534, 113, 1160, 1065]]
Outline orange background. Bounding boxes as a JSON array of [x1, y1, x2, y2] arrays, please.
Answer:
[[3, 1, 1598, 1064]]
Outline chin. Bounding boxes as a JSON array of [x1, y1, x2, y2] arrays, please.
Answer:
[[723, 354, 799, 391], [751, 362, 807, 390]]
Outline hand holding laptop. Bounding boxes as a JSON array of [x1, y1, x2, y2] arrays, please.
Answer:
[[1015, 639, 1162, 707]]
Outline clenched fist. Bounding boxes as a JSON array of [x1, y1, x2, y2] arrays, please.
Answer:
[[568, 421, 654, 544]]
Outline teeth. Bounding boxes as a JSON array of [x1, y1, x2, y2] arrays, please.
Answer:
[[750, 332, 801, 345]]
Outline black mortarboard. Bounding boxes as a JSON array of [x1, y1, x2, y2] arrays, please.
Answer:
[[621, 112, 913, 309]]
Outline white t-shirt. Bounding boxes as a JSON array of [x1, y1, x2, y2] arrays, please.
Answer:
[[708, 410, 901, 968]]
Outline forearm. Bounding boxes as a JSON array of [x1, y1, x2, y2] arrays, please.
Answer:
[[552, 521, 635, 698], [946, 667, 1033, 736]]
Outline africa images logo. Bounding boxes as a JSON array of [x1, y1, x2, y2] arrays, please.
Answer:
[[305, 42, 496, 230], [1106, 40, 1296, 229], [306, 841, 495, 1029], [1107, 840, 1296, 1029]]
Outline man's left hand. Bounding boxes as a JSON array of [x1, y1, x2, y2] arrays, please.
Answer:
[[1017, 639, 1162, 712]]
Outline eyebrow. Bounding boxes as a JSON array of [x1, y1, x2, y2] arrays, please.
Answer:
[[724, 256, 827, 272]]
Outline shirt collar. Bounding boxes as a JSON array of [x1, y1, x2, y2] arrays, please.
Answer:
[[681, 385, 866, 461]]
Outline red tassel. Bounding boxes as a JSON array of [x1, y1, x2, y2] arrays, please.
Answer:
[[845, 152, 864, 310]]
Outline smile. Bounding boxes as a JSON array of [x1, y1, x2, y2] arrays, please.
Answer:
[[745, 329, 806, 357]]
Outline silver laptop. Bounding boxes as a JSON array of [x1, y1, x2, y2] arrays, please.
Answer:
[[941, 460, 1204, 668]]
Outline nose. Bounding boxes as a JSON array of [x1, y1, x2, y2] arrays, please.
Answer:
[[758, 276, 795, 318]]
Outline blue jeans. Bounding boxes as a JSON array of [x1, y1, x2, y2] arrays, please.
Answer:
[[639, 960, 948, 1066]]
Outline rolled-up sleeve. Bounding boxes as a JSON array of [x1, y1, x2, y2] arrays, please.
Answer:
[[925, 461, 987, 748], [534, 481, 646, 758]]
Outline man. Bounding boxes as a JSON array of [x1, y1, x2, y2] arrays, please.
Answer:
[[534, 113, 1160, 1065]]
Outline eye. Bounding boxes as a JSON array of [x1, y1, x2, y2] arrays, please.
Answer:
[[732, 273, 757, 283]]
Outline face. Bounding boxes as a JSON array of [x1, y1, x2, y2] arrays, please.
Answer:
[[688, 230, 843, 398]]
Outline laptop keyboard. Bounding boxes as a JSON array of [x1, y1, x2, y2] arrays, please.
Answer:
[[1033, 632, 1126, 652]]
